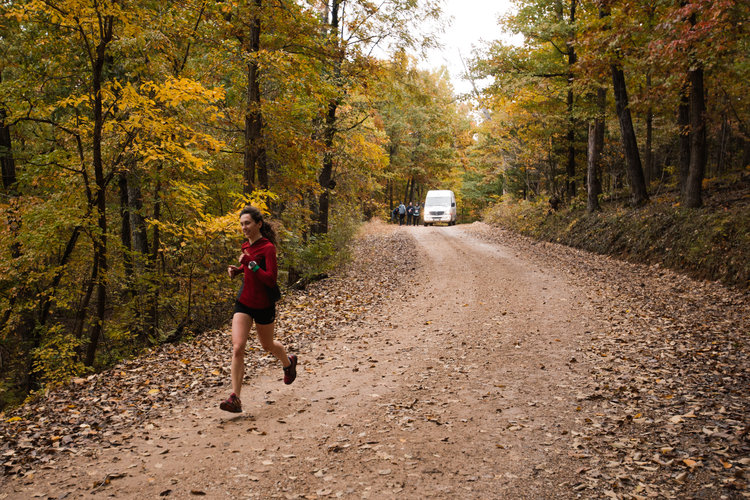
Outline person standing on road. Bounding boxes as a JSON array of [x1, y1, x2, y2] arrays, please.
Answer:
[[398, 201, 406, 225], [221, 205, 297, 413], [406, 201, 414, 226], [412, 203, 421, 226]]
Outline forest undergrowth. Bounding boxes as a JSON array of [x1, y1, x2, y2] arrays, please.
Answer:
[[482, 174, 750, 290]]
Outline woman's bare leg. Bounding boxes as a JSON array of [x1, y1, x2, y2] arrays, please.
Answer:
[[231, 313, 253, 397], [256, 322, 291, 367]]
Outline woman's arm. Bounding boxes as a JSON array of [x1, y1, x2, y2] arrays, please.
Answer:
[[253, 246, 278, 287], [228, 264, 243, 278]]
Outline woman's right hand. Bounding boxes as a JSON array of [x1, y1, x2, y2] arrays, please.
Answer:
[[228, 265, 241, 278]]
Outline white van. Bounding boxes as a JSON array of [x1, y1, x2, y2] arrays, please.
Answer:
[[422, 190, 457, 226]]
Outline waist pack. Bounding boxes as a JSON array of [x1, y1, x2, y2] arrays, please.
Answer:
[[266, 283, 282, 303]]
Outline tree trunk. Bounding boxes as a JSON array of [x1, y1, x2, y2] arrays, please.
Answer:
[[243, 0, 267, 193], [716, 113, 728, 175], [565, 0, 577, 200], [548, 136, 556, 196], [684, 65, 706, 208], [314, 99, 337, 234], [127, 169, 149, 255], [677, 83, 691, 197], [610, 65, 649, 206], [586, 123, 601, 212], [644, 72, 653, 186], [72, 260, 97, 341], [566, 101, 576, 199], [403, 177, 411, 204], [118, 173, 134, 293], [587, 88, 605, 213], [125, 166, 151, 344], [85, 19, 114, 367], [148, 166, 162, 341], [312, 0, 341, 235], [599, 5, 648, 206], [1, 100, 21, 264], [39, 226, 83, 327], [0, 70, 16, 197], [0, 109, 17, 194]]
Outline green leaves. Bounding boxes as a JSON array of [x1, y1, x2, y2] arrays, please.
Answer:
[[31, 327, 87, 385]]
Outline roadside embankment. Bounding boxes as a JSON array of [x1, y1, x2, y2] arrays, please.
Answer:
[[482, 188, 749, 290]]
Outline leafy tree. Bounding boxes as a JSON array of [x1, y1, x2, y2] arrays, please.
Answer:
[[0, 0, 226, 404], [471, 0, 749, 211], [374, 55, 469, 213], [310, 0, 443, 234], [648, 0, 748, 207], [471, 0, 587, 201], [597, 1, 649, 206]]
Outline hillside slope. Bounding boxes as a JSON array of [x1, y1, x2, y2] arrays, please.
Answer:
[[482, 178, 750, 290]]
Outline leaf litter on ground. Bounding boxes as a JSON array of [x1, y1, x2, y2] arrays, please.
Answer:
[[467, 222, 749, 500]]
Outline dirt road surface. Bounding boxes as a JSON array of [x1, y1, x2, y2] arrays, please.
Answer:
[[2, 223, 747, 499]]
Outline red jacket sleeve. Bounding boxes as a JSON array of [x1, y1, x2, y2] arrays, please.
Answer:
[[255, 244, 278, 287]]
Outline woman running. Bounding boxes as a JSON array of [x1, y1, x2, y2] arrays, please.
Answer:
[[220, 205, 297, 413]]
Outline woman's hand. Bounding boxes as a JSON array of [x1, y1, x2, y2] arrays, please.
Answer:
[[228, 265, 241, 278]]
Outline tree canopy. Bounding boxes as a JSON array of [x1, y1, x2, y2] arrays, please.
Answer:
[[468, 0, 749, 210], [0, 0, 471, 408]]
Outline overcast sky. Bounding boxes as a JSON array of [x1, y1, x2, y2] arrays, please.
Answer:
[[420, 0, 520, 96]]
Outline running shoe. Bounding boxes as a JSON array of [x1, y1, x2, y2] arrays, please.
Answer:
[[283, 355, 297, 385], [219, 393, 242, 413]]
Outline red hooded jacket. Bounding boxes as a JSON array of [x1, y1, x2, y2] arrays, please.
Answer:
[[237, 237, 278, 309]]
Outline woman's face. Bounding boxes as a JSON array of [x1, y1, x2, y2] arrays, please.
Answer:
[[240, 213, 261, 240]]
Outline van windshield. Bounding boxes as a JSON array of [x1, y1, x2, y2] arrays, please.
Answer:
[[425, 196, 450, 206]]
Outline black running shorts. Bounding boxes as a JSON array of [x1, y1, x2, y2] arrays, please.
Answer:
[[233, 301, 276, 325]]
